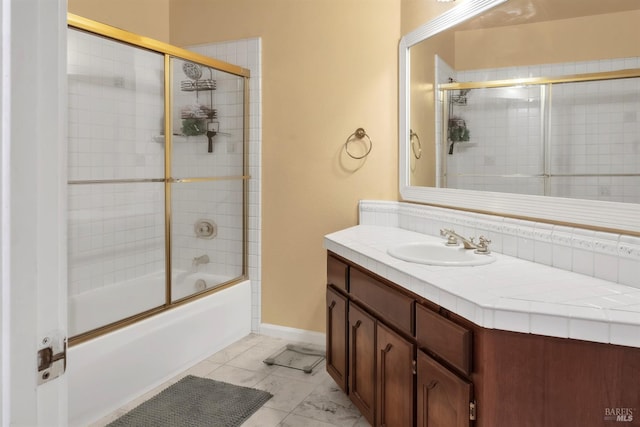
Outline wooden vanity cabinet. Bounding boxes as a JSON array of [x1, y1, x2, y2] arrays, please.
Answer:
[[327, 251, 640, 427], [415, 304, 474, 427], [376, 321, 415, 427], [348, 302, 376, 425], [326, 254, 419, 427], [326, 285, 348, 392], [326, 252, 477, 427], [417, 351, 473, 427]]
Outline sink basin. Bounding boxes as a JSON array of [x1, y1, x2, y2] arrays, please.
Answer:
[[387, 242, 496, 266]]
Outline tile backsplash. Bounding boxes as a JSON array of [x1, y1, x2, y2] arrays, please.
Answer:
[[359, 200, 640, 289]]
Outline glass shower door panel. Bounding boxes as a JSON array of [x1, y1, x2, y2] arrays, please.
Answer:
[[171, 180, 244, 302], [67, 28, 166, 337], [67, 183, 166, 336], [171, 57, 245, 179], [549, 79, 640, 203], [68, 28, 165, 181]]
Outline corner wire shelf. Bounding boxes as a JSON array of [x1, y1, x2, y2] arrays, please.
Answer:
[[180, 79, 216, 92], [180, 107, 217, 120]]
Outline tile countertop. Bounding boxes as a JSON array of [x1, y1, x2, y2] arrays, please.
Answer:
[[324, 225, 640, 348]]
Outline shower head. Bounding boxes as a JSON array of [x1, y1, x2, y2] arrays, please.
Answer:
[[183, 62, 202, 80]]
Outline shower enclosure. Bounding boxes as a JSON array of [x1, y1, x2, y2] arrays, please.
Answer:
[[66, 15, 250, 342]]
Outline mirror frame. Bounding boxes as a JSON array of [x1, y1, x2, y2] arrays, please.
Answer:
[[398, 0, 640, 235]]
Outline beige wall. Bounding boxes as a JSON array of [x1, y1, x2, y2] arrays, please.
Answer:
[[168, 0, 400, 333], [68, 0, 171, 42], [455, 10, 640, 70], [401, 0, 458, 35]]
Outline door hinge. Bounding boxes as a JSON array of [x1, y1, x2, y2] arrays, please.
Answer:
[[37, 332, 67, 385], [470, 400, 477, 421], [412, 359, 417, 375]]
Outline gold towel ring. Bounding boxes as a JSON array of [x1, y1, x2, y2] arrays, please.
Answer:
[[410, 129, 422, 159], [345, 128, 372, 159]]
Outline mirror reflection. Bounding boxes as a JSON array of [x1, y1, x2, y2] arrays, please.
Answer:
[[408, 0, 640, 204]]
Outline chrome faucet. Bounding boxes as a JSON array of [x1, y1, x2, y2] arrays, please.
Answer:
[[192, 254, 210, 268], [440, 229, 492, 254]]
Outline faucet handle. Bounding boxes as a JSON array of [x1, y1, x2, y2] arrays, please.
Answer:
[[440, 229, 459, 246], [475, 236, 492, 254]]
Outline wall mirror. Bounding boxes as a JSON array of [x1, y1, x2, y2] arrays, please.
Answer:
[[399, 0, 640, 234]]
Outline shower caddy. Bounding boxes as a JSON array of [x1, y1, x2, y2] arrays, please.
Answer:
[[180, 63, 220, 153]]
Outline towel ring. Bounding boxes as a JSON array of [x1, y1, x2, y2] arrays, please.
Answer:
[[345, 128, 372, 159], [410, 129, 422, 159]]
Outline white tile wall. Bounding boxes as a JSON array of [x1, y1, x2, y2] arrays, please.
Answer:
[[168, 57, 246, 293], [189, 39, 262, 332], [361, 200, 640, 290], [336, 201, 640, 345], [67, 29, 166, 300], [441, 57, 640, 202], [68, 29, 165, 182]]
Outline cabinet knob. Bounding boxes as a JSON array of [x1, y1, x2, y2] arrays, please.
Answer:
[[427, 380, 439, 390]]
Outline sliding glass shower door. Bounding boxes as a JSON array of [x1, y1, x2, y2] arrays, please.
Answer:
[[169, 58, 246, 302], [66, 16, 250, 343], [67, 28, 167, 337]]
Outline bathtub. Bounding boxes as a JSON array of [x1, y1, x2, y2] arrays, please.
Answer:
[[67, 278, 251, 426], [68, 270, 236, 336]]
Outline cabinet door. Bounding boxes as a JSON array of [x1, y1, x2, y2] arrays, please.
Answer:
[[376, 322, 415, 427], [326, 286, 348, 392], [327, 254, 349, 292], [349, 302, 376, 426], [417, 351, 472, 427]]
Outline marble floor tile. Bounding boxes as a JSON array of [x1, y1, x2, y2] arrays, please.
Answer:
[[255, 374, 318, 412], [241, 406, 289, 427], [89, 334, 366, 427], [185, 358, 221, 377], [226, 343, 283, 373], [270, 360, 328, 384], [206, 333, 272, 364], [278, 413, 342, 427], [291, 382, 362, 426], [203, 364, 269, 388]]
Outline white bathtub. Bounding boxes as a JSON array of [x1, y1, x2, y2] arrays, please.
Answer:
[[67, 279, 251, 426], [68, 271, 235, 336]]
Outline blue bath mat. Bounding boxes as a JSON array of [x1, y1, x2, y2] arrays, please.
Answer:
[[107, 375, 272, 427]]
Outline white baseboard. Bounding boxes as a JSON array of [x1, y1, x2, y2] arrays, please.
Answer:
[[259, 323, 326, 347]]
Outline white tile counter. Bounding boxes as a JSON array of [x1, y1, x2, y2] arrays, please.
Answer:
[[324, 225, 640, 348]]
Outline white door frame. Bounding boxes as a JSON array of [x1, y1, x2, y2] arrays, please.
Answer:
[[1, 0, 68, 425]]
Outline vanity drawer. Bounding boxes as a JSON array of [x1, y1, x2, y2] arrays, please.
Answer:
[[350, 267, 414, 336], [416, 303, 472, 376], [327, 254, 349, 292]]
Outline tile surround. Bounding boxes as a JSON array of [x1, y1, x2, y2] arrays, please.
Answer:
[[362, 200, 640, 290], [344, 200, 640, 347], [190, 38, 263, 332]]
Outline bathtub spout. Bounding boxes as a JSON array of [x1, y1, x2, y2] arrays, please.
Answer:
[[192, 254, 210, 269]]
